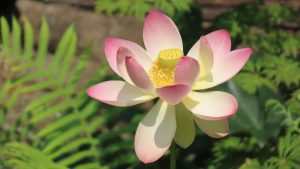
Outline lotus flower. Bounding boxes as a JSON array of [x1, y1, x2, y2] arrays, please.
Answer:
[[87, 10, 252, 163]]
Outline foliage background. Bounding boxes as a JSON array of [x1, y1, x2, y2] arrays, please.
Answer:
[[0, 0, 300, 169]]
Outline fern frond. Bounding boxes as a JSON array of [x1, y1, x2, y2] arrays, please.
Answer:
[[0, 142, 68, 169], [95, 0, 192, 19], [0, 16, 106, 169], [36, 17, 49, 65], [0, 17, 10, 50]]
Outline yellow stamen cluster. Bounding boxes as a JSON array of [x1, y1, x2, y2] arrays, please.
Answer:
[[149, 48, 183, 88]]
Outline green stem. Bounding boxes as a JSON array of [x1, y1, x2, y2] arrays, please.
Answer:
[[170, 143, 176, 169]]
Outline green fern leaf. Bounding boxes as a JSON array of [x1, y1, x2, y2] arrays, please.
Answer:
[[95, 0, 192, 19], [36, 17, 49, 65], [23, 18, 34, 60], [12, 17, 21, 56], [0, 142, 68, 169], [0, 17, 10, 49]]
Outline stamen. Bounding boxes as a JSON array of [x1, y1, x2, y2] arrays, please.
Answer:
[[149, 48, 183, 88]]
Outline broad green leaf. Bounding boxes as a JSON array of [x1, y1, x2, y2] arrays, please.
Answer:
[[227, 82, 286, 145], [227, 81, 260, 132]]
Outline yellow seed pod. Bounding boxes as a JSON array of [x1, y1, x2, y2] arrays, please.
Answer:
[[158, 48, 183, 68]]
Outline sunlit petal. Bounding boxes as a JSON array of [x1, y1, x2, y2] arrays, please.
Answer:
[[105, 38, 152, 77], [135, 100, 176, 163], [205, 29, 231, 58], [116, 47, 134, 84], [125, 56, 154, 91], [87, 81, 155, 107], [183, 91, 238, 120], [156, 84, 191, 105], [143, 10, 183, 58], [187, 36, 213, 78], [194, 118, 229, 138], [193, 48, 252, 89], [174, 56, 200, 86]]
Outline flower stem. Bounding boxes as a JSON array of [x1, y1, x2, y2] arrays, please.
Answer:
[[170, 143, 176, 169]]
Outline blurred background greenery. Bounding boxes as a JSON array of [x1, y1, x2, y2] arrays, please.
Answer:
[[0, 0, 299, 169]]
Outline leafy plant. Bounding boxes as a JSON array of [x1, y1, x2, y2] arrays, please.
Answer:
[[286, 89, 300, 115], [201, 2, 300, 168], [0, 15, 103, 168], [0, 142, 67, 169], [95, 0, 192, 19], [210, 3, 300, 96], [208, 107, 300, 169], [217, 82, 285, 145], [133, 3, 300, 167], [0, 16, 142, 169], [239, 131, 300, 169]]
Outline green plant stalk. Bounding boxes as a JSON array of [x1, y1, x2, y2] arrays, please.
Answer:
[[170, 143, 176, 169]]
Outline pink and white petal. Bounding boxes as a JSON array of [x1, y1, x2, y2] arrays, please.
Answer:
[[156, 84, 191, 105], [193, 48, 252, 89], [87, 81, 155, 107], [187, 39, 200, 61], [143, 10, 183, 59], [105, 38, 152, 76], [125, 56, 154, 91], [187, 36, 213, 78], [174, 56, 200, 86], [174, 103, 195, 149], [116, 47, 134, 84], [205, 29, 231, 58], [194, 117, 229, 138], [135, 100, 176, 163], [183, 91, 238, 120]]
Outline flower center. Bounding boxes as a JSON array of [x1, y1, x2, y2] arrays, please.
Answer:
[[149, 48, 183, 88]]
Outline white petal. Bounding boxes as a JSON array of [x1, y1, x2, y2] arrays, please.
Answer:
[[125, 56, 154, 91], [174, 56, 200, 86], [183, 91, 238, 120], [105, 38, 152, 77], [192, 31, 252, 89], [187, 36, 213, 78], [116, 47, 134, 84], [143, 10, 183, 58], [194, 117, 229, 138], [87, 81, 155, 107], [135, 100, 176, 163]]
